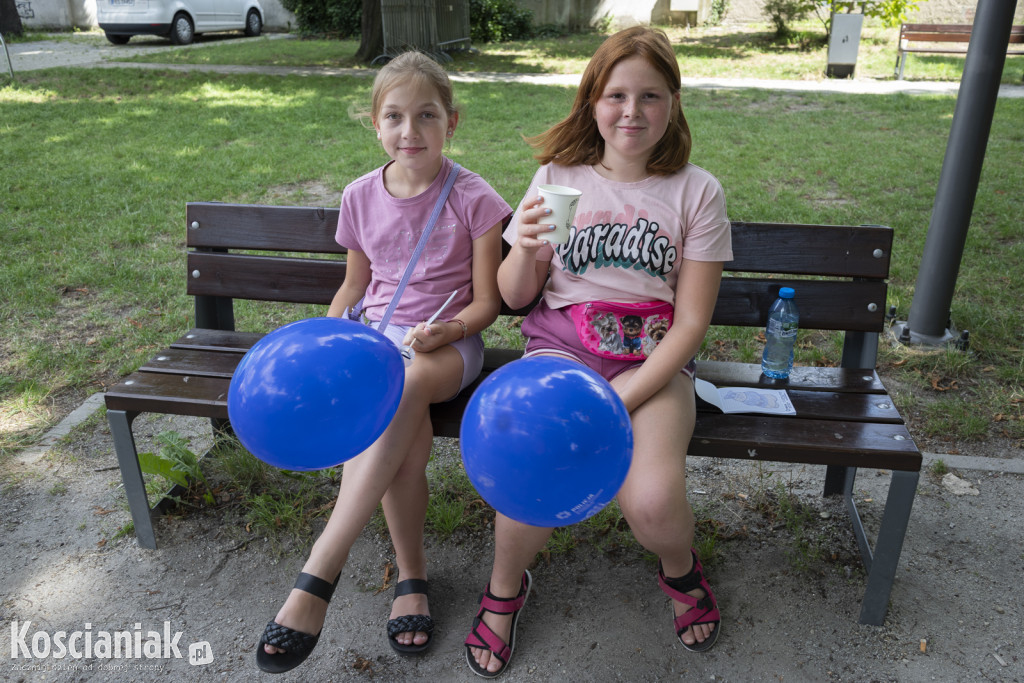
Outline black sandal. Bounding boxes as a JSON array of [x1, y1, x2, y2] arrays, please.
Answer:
[[256, 572, 339, 674], [387, 578, 435, 655]]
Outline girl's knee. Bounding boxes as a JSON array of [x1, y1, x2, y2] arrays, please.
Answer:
[[620, 483, 691, 532]]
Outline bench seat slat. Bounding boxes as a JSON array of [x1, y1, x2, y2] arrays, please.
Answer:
[[105, 374, 230, 417], [171, 328, 264, 352], [696, 359, 885, 393], [690, 414, 921, 471], [141, 348, 244, 377], [747, 389, 902, 422]]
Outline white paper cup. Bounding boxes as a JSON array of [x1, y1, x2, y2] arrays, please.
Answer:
[[537, 184, 582, 245]]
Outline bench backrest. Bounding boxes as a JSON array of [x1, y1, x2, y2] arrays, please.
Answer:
[[185, 202, 893, 368], [900, 23, 1024, 43]]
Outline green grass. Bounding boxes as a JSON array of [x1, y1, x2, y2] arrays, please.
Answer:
[[107, 24, 1024, 84], [1, 28, 1023, 468]]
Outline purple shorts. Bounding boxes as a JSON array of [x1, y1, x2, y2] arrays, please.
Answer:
[[374, 321, 485, 395], [521, 300, 696, 383]]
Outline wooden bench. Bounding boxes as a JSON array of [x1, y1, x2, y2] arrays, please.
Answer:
[[104, 201, 922, 625], [895, 23, 1024, 79]]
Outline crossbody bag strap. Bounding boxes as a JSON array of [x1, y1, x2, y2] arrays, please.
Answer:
[[376, 161, 461, 331]]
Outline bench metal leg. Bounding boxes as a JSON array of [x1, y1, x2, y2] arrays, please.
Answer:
[[210, 417, 233, 443], [842, 466, 873, 570], [107, 409, 158, 549], [823, 464, 848, 497], [838, 466, 919, 624], [858, 470, 918, 625]]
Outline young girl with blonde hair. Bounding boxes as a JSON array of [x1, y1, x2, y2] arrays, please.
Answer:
[[256, 50, 510, 673]]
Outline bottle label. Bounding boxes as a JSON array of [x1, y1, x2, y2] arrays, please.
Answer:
[[767, 319, 798, 337]]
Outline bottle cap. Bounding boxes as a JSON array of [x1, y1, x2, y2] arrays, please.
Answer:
[[779, 287, 795, 299]]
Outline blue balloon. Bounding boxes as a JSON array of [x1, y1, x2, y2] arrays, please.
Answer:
[[227, 317, 404, 471], [460, 356, 633, 527]]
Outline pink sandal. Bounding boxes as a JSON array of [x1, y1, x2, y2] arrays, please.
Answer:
[[464, 571, 532, 678], [657, 550, 721, 652]]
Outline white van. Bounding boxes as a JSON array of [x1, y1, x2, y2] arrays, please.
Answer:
[[97, 0, 264, 45]]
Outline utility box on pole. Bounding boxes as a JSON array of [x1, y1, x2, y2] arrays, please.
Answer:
[[827, 13, 863, 78]]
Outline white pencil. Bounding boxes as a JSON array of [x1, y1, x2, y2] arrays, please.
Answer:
[[401, 290, 459, 359], [426, 289, 459, 326]]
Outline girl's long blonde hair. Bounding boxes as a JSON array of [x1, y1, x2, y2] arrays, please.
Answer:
[[351, 51, 459, 126], [527, 27, 691, 175]]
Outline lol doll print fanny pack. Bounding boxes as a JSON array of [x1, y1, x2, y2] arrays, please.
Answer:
[[569, 300, 674, 360]]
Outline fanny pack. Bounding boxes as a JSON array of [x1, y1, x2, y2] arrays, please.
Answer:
[[569, 300, 674, 360]]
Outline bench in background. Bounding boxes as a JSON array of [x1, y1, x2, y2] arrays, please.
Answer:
[[895, 23, 1024, 79], [104, 202, 922, 625]]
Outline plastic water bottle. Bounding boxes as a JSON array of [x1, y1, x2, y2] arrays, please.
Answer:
[[761, 287, 799, 379]]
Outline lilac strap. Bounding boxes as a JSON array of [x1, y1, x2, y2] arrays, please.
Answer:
[[376, 162, 461, 331]]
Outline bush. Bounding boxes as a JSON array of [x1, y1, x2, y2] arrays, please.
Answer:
[[469, 0, 534, 43], [767, 0, 924, 39], [282, 0, 536, 45], [282, 0, 361, 37], [763, 0, 810, 38], [704, 0, 730, 27]]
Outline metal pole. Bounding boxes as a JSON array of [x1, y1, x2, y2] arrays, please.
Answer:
[[1, 31, 15, 80], [893, 0, 1018, 346]]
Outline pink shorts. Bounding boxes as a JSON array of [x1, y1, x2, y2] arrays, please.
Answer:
[[521, 300, 696, 383]]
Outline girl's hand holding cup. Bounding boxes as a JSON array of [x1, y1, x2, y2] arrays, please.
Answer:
[[517, 185, 582, 248]]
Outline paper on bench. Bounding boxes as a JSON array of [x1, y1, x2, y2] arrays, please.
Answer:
[[694, 378, 796, 416]]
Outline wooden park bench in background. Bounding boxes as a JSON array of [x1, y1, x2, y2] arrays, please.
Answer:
[[895, 23, 1024, 79], [104, 202, 922, 625]]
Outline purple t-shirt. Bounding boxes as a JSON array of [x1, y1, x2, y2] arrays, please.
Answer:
[[336, 157, 511, 326]]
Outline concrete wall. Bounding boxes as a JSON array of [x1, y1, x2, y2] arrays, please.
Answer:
[[17, 0, 95, 29], [18, 0, 296, 31], [518, 0, 710, 28]]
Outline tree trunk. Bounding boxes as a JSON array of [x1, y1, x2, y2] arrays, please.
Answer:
[[354, 0, 383, 63], [1, 0, 25, 37]]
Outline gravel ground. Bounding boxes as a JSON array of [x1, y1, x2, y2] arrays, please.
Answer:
[[2, 406, 1022, 682]]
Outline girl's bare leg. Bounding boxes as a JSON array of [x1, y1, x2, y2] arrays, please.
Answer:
[[612, 370, 714, 647], [264, 346, 462, 654], [468, 514, 552, 674], [381, 410, 434, 646]]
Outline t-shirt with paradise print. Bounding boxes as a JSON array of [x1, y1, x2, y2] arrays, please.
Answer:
[[503, 162, 732, 310]]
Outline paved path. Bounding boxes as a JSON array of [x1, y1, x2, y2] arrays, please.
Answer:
[[5, 33, 1024, 97]]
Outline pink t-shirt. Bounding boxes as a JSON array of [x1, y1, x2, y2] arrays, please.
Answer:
[[336, 157, 511, 326], [504, 163, 732, 309]]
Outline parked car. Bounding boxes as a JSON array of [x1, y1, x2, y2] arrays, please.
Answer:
[[98, 0, 264, 45]]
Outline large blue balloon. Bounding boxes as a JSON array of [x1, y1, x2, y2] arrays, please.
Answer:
[[460, 356, 633, 527], [227, 317, 404, 471]]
